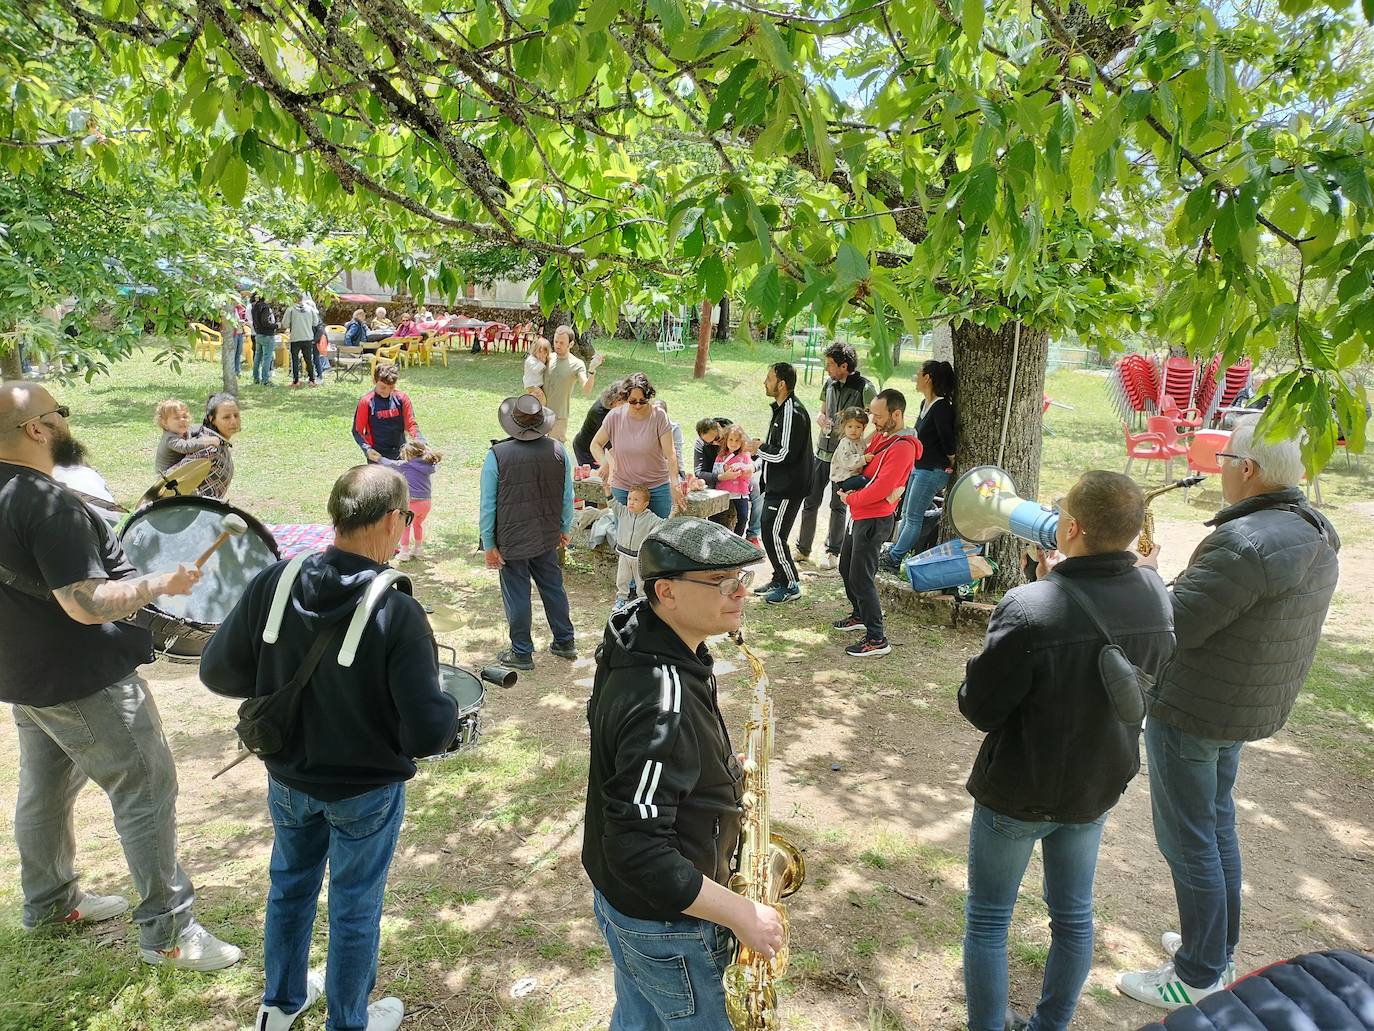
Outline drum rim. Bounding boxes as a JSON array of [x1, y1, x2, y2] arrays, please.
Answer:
[[438, 663, 486, 715], [121, 494, 282, 560]]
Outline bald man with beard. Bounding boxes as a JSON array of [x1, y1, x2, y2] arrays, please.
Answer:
[[0, 382, 242, 971]]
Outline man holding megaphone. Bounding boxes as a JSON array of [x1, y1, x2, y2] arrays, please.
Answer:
[[956, 471, 1175, 1031]]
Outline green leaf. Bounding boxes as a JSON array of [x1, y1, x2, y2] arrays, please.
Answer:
[[1205, 47, 1228, 103], [1329, 157, 1374, 211], [1211, 199, 1240, 260], [962, 0, 984, 45], [1121, 89, 1153, 123], [754, 19, 794, 72], [647, 0, 687, 39], [833, 242, 869, 291], [549, 0, 579, 28], [744, 263, 782, 321], [1069, 143, 1095, 217], [1294, 166, 1330, 213], [190, 87, 220, 129], [700, 252, 726, 302], [220, 156, 248, 206], [961, 164, 997, 226], [583, 0, 622, 32], [708, 59, 756, 131]]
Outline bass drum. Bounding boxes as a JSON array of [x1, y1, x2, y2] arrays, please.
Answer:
[[119, 496, 280, 661]]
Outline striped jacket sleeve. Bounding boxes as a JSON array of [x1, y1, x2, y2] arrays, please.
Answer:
[[598, 663, 706, 914], [755, 397, 793, 464]]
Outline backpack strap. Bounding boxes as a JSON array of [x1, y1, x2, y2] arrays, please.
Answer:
[[262, 553, 311, 644], [338, 568, 413, 668]]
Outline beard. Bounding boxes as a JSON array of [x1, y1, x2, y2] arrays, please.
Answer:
[[49, 426, 88, 467]]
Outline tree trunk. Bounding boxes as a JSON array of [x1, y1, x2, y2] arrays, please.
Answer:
[[220, 316, 239, 396], [950, 320, 1049, 594], [714, 296, 730, 340], [694, 299, 712, 379], [931, 321, 953, 363], [0, 344, 21, 381]]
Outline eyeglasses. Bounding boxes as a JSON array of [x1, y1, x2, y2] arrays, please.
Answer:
[[391, 509, 416, 526], [14, 405, 70, 429], [1216, 451, 1248, 463], [673, 570, 754, 596]]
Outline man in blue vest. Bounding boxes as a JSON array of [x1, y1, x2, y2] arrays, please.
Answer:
[[478, 394, 577, 671]]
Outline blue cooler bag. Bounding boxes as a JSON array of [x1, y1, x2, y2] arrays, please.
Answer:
[[903, 539, 984, 593]]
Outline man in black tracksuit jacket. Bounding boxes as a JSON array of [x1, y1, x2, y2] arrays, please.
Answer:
[[201, 465, 456, 1031], [750, 362, 813, 602], [583, 518, 783, 1030], [956, 471, 1175, 1031]]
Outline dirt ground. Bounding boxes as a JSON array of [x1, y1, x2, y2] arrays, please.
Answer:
[[1, 514, 1371, 1030]]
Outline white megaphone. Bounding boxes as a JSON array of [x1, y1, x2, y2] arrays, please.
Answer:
[[947, 465, 1059, 550]]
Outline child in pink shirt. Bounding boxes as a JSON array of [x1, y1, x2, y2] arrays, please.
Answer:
[[712, 423, 754, 537]]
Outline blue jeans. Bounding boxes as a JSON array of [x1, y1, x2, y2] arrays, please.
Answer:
[[592, 889, 735, 1030], [230, 328, 244, 375], [264, 777, 406, 1031], [749, 480, 762, 537], [498, 547, 576, 657], [964, 803, 1107, 1031], [1145, 718, 1243, 987], [889, 467, 951, 565], [611, 483, 673, 518], [253, 333, 276, 383]]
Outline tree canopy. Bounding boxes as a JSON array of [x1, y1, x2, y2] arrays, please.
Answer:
[[3, 0, 1371, 464]]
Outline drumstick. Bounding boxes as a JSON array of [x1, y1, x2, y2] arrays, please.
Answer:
[[211, 745, 254, 779], [194, 514, 249, 569]]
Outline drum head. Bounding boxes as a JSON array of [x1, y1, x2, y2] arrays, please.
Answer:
[[439, 666, 485, 714], [120, 496, 279, 626]]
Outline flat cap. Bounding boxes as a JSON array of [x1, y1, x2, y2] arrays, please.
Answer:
[[637, 517, 764, 580]]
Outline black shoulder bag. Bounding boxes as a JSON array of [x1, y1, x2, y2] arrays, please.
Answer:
[[234, 624, 343, 758], [1046, 573, 1151, 724]]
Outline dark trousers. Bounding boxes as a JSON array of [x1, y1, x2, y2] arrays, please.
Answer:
[[289, 340, 316, 383], [761, 495, 801, 586], [796, 457, 845, 557], [728, 496, 750, 537], [840, 514, 893, 640], [498, 548, 576, 657]]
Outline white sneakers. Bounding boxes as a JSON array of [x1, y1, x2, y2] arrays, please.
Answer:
[[139, 923, 243, 971], [366, 997, 405, 1031], [1161, 931, 1237, 985], [254, 976, 402, 1031], [256, 971, 324, 1031], [23, 892, 129, 931]]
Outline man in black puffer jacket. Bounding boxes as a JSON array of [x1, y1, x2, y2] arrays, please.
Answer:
[[1119, 417, 1340, 1014], [583, 518, 783, 1030], [959, 471, 1174, 1031]]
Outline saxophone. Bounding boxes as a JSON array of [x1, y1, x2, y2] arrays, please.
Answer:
[[723, 636, 806, 1031], [1137, 475, 1205, 555]]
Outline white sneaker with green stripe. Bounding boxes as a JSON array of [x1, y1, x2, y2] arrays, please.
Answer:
[[1162, 931, 1238, 985], [1116, 960, 1226, 1010]]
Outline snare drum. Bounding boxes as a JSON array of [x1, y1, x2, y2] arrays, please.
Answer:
[[420, 645, 488, 761], [119, 496, 280, 661]]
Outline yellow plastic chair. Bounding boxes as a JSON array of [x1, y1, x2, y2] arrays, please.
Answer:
[[429, 332, 452, 368], [190, 322, 222, 361], [367, 342, 403, 376]]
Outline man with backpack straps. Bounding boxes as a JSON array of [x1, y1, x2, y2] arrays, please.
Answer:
[[201, 464, 457, 1031], [957, 471, 1175, 1031]]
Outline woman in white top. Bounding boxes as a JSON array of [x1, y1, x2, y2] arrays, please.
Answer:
[[523, 337, 551, 390]]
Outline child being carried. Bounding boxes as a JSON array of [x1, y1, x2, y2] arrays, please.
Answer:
[[153, 399, 211, 475]]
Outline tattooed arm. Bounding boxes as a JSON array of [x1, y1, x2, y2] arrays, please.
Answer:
[[52, 565, 201, 625]]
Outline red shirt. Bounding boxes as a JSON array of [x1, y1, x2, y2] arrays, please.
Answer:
[[844, 431, 921, 520]]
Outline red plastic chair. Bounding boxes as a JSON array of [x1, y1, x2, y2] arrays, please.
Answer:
[[1185, 430, 1230, 499], [1124, 421, 1185, 480], [1161, 401, 1204, 433]]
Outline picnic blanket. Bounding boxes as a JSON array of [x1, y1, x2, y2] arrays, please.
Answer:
[[267, 523, 335, 559]]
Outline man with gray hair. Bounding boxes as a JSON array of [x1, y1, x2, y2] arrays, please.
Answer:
[[1118, 416, 1340, 1011], [202, 463, 458, 1031]]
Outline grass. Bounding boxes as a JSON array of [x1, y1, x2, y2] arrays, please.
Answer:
[[4, 337, 1371, 1030]]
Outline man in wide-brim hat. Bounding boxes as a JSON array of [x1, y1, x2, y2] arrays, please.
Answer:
[[478, 394, 576, 671]]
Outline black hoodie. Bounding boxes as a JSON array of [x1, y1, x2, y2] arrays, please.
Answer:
[[582, 600, 744, 921], [200, 547, 457, 801]]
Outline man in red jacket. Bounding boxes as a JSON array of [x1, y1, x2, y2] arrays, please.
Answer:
[[833, 388, 920, 657]]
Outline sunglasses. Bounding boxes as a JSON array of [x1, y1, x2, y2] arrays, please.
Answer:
[[392, 509, 416, 526], [626, 397, 651, 406], [15, 405, 70, 429], [672, 570, 754, 596]]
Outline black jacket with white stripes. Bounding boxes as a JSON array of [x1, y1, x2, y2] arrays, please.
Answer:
[[755, 393, 813, 500], [582, 599, 744, 920]]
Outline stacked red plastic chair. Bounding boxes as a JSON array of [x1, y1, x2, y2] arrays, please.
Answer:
[[1109, 354, 1161, 426], [1216, 357, 1254, 416], [1194, 355, 1224, 425]]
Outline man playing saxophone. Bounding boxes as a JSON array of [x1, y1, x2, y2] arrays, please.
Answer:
[[583, 518, 784, 1030]]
